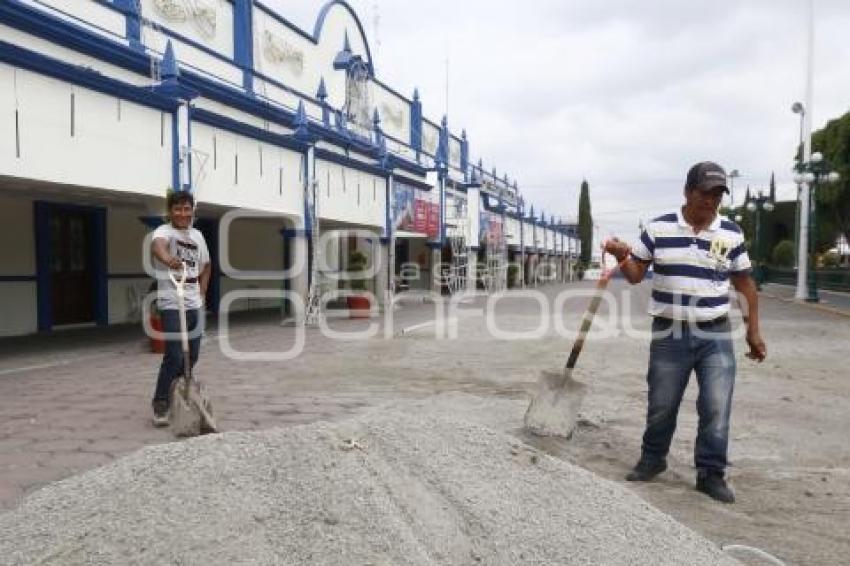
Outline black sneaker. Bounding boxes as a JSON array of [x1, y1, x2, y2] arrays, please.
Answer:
[[152, 400, 169, 427], [696, 472, 735, 503], [626, 458, 667, 482]]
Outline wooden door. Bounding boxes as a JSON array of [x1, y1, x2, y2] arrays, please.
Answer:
[[49, 209, 94, 325]]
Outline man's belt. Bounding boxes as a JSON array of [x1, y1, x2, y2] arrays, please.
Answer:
[[654, 316, 729, 330], [184, 277, 199, 284]]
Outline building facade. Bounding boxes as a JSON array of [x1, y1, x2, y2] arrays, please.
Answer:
[[0, 0, 580, 337]]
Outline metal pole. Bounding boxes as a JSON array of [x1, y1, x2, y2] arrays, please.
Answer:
[[806, 182, 819, 302], [796, 0, 814, 300]]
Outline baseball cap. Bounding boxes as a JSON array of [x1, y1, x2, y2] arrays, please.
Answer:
[[686, 161, 730, 193]]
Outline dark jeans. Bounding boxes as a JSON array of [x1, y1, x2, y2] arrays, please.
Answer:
[[152, 309, 202, 405], [641, 316, 736, 475]]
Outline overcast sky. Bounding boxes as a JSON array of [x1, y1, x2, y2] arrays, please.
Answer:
[[264, 0, 850, 240]]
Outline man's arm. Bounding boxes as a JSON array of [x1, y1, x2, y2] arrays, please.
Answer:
[[152, 237, 182, 270], [730, 272, 767, 362], [604, 238, 650, 284]]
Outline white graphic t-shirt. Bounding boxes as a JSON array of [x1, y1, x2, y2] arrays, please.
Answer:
[[152, 224, 210, 311]]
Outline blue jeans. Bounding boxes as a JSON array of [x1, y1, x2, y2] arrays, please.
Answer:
[[641, 316, 736, 474], [152, 309, 202, 405]]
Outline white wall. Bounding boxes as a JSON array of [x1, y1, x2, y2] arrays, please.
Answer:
[[0, 65, 172, 197], [315, 159, 385, 228], [0, 194, 36, 336], [190, 122, 303, 217], [23, 0, 127, 43], [139, 0, 234, 59]]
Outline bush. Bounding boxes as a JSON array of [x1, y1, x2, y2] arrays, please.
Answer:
[[770, 240, 795, 267], [348, 250, 368, 291], [822, 251, 841, 268]]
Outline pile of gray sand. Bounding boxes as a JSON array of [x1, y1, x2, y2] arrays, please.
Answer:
[[0, 398, 738, 565]]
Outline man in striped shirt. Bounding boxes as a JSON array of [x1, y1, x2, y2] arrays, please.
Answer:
[[605, 161, 766, 504]]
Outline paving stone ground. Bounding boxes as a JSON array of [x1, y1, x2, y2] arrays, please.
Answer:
[[1, 282, 848, 565]]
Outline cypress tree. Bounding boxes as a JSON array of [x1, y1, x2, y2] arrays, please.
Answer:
[[578, 179, 593, 266]]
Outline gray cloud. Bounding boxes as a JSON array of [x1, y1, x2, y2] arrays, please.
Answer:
[[265, 0, 850, 241]]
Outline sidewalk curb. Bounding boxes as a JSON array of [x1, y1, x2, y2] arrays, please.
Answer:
[[761, 292, 850, 319]]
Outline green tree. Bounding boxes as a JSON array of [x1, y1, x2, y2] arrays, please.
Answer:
[[578, 179, 593, 265], [810, 112, 850, 251]]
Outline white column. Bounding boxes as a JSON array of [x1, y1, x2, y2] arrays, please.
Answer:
[[375, 239, 390, 310], [290, 235, 309, 323], [796, 0, 815, 300]]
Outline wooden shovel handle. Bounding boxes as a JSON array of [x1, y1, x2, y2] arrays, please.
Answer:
[[564, 251, 621, 370]]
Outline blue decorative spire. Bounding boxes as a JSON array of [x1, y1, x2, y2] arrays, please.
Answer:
[[333, 31, 354, 70], [294, 100, 309, 140], [413, 88, 420, 101], [161, 40, 179, 80], [316, 77, 329, 127]]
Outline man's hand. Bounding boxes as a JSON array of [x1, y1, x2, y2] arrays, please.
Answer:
[[603, 237, 631, 262], [745, 328, 767, 362]]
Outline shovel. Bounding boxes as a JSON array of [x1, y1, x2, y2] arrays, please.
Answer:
[[168, 263, 217, 437], [524, 252, 620, 438]]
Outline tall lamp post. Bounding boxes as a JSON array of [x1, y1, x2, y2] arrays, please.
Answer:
[[791, 101, 806, 269], [745, 191, 775, 290], [793, 151, 840, 302]]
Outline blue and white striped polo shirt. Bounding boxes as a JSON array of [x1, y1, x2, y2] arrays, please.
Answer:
[[631, 209, 751, 321]]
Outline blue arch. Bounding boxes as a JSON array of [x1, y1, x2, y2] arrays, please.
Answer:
[[313, 1, 375, 76]]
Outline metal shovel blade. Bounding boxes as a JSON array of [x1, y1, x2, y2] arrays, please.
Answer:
[[169, 378, 201, 438], [169, 378, 218, 437], [524, 369, 588, 438]]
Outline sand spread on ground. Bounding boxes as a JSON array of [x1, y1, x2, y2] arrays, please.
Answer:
[[0, 396, 738, 565]]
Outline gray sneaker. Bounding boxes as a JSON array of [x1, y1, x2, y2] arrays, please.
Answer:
[[152, 400, 169, 427]]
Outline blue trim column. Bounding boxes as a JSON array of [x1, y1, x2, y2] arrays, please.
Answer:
[[233, 0, 254, 92], [114, 0, 143, 51], [34, 201, 51, 332], [410, 88, 422, 161], [91, 207, 108, 327]]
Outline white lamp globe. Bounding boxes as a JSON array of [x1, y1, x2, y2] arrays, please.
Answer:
[[828, 171, 841, 183], [746, 201, 757, 212], [803, 172, 816, 183], [811, 152, 823, 163], [764, 201, 775, 212]]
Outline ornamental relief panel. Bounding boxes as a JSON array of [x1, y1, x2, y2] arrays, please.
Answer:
[[152, 0, 218, 39], [262, 30, 305, 76]]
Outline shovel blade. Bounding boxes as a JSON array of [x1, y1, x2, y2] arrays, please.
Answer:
[[169, 378, 201, 437], [524, 369, 588, 438]]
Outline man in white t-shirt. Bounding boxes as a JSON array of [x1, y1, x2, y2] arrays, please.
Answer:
[[150, 190, 211, 426]]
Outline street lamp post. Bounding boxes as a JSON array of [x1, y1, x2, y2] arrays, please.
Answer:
[[745, 191, 775, 290], [793, 151, 840, 302], [728, 169, 740, 207]]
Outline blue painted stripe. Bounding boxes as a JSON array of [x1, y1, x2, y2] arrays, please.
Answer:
[[728, 242, 747, 261], [652, 290, 729, 308], [0, 41, 177, 113], [654, 263, 729, 281], [655, 237, 710, 251], [720, 220, 742, 234], [640, 230, 655, 254], [652, 213, 678, 223]]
